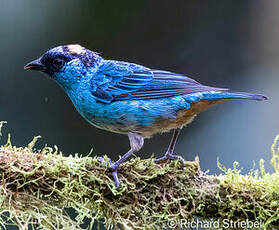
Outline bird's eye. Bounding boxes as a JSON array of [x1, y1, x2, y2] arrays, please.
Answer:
[[53, 58, 65, 69]]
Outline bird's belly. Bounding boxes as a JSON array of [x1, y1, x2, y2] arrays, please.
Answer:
[[137, 99, 224, 137], [84, 108, 196, 136], [86, 119, 131, 135], [77, 96, 224, 137], [137, 110, 196, 137]]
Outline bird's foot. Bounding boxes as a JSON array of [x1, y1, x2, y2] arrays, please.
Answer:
[[109, 165, 120, 188], [98, 157, 120, 187], [154, 152, 185, 167], [97, 156, 112, 166]]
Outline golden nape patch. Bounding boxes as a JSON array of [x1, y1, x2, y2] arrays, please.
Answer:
[[67, 44, 86, 55]]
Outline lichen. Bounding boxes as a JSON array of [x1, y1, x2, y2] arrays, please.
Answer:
[[0, 122, 278, 230]]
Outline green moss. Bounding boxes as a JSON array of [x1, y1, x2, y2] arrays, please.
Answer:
[[0, 122, 278, 230]]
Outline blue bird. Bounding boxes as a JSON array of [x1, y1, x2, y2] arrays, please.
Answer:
[[24, 44, 267, 187]]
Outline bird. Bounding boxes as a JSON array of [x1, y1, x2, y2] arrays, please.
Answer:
[[24, 44, 268, 187]]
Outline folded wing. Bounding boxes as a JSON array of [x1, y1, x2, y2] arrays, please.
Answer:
[[90, 60, 228, 103]]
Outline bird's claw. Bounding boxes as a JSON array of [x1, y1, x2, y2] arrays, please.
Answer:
[[98, 156, 112, 166], [154, 153, 185, 167], [110, 169, 120, 188], [109, 164, 120, 188], [98, 157, 120, 187]]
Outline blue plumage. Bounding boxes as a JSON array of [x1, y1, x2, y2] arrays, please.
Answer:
[[24, 44, 268, 187]]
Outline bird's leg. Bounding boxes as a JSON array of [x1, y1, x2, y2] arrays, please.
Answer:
[[109, 132, 144, 187], [154, 127, 185, 166]]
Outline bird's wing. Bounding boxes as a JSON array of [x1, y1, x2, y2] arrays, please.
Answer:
[[90, 60, 228, 103]]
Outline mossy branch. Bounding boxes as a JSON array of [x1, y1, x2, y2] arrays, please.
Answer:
[[0, 122, 279, 230]]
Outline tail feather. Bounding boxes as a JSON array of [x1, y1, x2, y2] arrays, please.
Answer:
[[224, 91, 268, 101], [198, 91, 268, 101]]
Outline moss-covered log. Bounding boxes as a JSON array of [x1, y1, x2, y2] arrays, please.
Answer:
[[0, 125, 279, 229]]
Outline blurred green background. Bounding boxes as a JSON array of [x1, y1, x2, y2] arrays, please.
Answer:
[[0, 1, 278, 227]]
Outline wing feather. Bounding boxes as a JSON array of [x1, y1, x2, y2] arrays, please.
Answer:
[[90, 61, 228, 103]]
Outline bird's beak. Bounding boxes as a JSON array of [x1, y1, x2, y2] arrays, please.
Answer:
[[24, 58, 45, 71]]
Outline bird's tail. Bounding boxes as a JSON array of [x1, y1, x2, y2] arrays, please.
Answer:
[[222, 91, 268, 101], [200, 91, 268, 101]]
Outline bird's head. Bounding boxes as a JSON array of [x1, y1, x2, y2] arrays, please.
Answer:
[[24, 44, 101, 89]]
